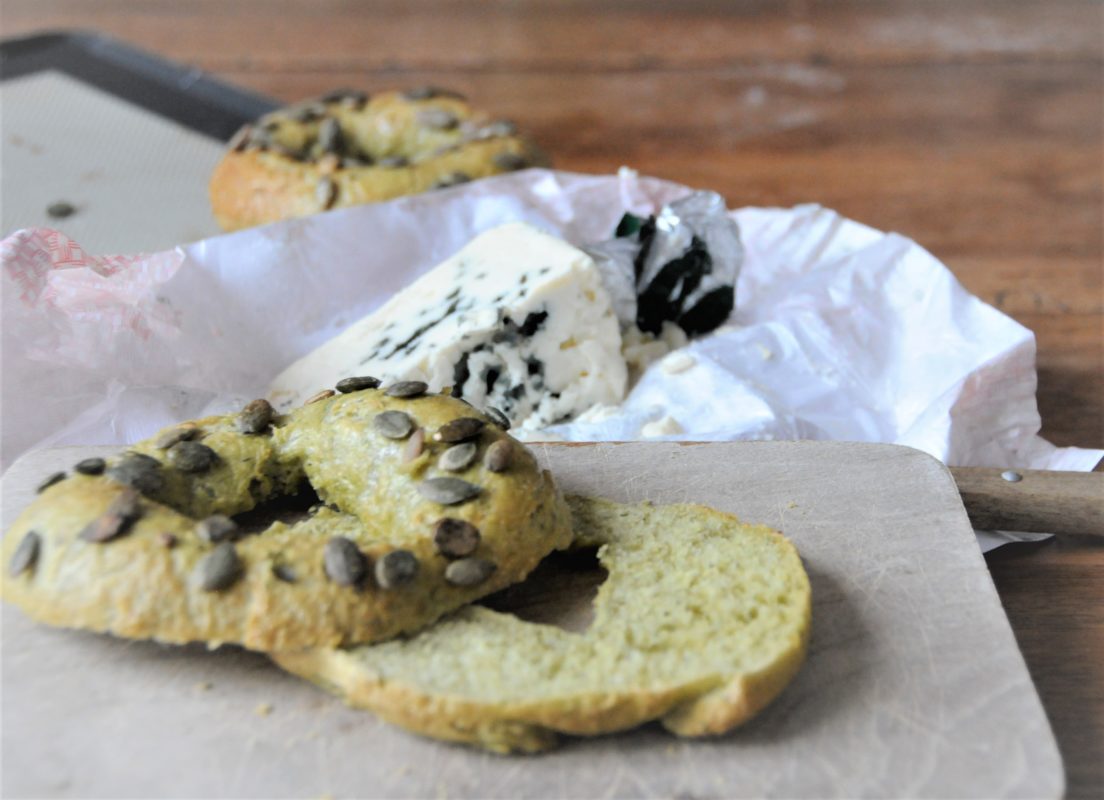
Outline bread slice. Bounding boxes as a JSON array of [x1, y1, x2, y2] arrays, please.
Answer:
[[275, 496, 811, 753]]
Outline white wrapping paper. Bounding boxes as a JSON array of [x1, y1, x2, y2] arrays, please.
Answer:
[[2, 169, 1099, 551]]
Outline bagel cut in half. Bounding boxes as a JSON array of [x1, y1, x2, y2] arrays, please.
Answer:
[[209, 87, 548, 231], [275, 496, 812, 753]]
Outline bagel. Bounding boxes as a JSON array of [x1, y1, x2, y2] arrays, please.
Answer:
[[2, 385, 572, 651], [209, 87, 548, 231], [275, 495, 812, 753]]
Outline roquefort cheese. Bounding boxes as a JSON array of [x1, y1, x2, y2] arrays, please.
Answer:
[[269, 223, 627, 431]]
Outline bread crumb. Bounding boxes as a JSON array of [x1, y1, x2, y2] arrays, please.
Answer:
[[195, 681, 213, 691], [755, 342, 774, 360], [255, 702, 274, 716]]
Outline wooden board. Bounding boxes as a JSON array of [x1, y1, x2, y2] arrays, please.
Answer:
[[1, 442, 1063, 798]]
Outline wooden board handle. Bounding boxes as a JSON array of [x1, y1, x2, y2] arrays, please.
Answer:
[[950, 467, 1104, 537]]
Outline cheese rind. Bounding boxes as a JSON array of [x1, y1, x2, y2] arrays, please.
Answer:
[[270, 223, 627, 430]]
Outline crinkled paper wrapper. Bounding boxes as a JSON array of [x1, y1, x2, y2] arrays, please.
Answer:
[[2, 169, 1099, 551]]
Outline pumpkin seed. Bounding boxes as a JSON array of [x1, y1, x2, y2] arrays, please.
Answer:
[[76, 511, 127, 548], [320, 88, 368, 106], [318, 117, 344, 153], [9, 530, 41, 576], [238, 398, 274, 434], [269, 142, 301, 160], [107, 454, 163, 495], [430, 143, 460, 158], [473, 120, 517, 140], [434, 417, 485, 443], [432, 172, 471, 190], [374, 410, 414, 439], [483, 406, 511, 430], [416, 108, 459, 130], [36, 471, 66, 493], [335, 375, 381, 393], [433, 518, 480, 558], [196, 515, 238, 543], [444, 557, 496, 587], [46, 201, 76, 219], [74, 457, 106, 476], [168, 441, 218, 473], [197, 542, 242, 592], [155, 423, 198, 450], [287, 102, 325, 123], [228, 125, 252, 152], [403, 86, 465, 101], [438, 442, 477, 471], [404, 427, 426, 462], [375, 550, 419, 589], [247, 126, 273, 149], [384, 380, 428, 398], [316, 177, 337, 210], [484, 440, 513, 473], [80, 489, 142, 543], [418, 477, 481, 505], [305, 388, 336, 405], [272, 563, 297, 583], [492, 152, 528, 171], [324, 536, 366, 586], [107, 488, 142, 520]]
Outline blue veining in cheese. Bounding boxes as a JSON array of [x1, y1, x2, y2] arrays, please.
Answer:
[[270, 223, 627, 431]]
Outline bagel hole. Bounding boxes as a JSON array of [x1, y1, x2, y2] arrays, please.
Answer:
[[478, 548, 606, 633], [232, 480, 331, 536]]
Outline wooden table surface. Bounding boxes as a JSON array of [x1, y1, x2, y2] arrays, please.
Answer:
[[4, 1, 1103, 796]]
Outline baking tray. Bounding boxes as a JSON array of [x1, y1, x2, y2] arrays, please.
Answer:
[[0, 31, 276, 140], [0, 31, 278, 252]]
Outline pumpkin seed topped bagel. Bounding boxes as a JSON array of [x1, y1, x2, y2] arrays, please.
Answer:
[[1, 386, 572, 651], [209, 87, 548, 231]]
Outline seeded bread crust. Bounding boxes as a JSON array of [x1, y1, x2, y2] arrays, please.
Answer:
[[1, 389, 572, 651], [275, 497, 811, 753], [209, 88, 548, 231]]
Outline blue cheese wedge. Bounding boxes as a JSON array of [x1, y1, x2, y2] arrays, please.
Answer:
[[270, 223, 627, 431]]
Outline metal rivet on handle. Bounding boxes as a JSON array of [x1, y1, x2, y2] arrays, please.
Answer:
[[1000, 470, 1023, 483]]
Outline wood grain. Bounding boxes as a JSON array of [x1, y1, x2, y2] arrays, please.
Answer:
[[988, 538, 1104, 799], [2, 1, 1102, 796], [4, 1, 1103, 68], [951, 467, 1104, 536]]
